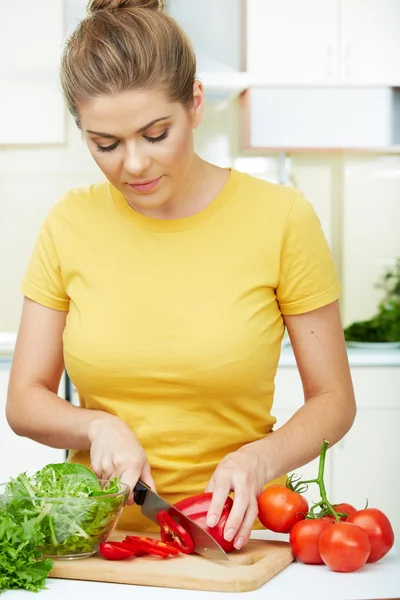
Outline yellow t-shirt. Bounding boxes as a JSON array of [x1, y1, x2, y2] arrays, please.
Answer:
[[21, 169, 341, 532]]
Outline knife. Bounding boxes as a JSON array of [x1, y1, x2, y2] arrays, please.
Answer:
[[133, 480, 229, 562]]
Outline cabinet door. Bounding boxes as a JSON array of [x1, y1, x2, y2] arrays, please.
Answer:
[[246, 0, 340, 84], [0, 366, 65, 483], [341, 0, 400, 85], [331, 408, 400, 536]]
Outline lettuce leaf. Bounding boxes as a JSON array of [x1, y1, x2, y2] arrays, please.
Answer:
[[3, 463, 124, 559], [0, 508, 53, 595]]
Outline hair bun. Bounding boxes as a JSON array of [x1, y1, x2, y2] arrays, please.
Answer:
[[86, 0, 164, 14]]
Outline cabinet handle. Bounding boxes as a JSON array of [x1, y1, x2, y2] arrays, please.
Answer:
[[344, 44, 352, 79]]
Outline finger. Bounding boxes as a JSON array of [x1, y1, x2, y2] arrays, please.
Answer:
[[222, 485, 250, 543], [140, 463, 157, 493], [206, 476, 232, 528], [119, 466, 142, 506], [205, 478, 215, 493], [100, 461, 116, 481], [233, 496, 259, 550]]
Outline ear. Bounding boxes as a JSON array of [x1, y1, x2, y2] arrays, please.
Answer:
[[191, 79, 205, 128]]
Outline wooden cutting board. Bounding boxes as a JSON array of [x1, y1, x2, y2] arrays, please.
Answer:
[[49, 531, 294, 592]]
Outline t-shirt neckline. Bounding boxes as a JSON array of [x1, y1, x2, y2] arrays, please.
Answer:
[[110, 168, 240, 233]]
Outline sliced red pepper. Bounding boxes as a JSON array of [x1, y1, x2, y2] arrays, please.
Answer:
[[99, 541, 135, 560], [123, 535, 180, 558], [156, 510, 195, 554]]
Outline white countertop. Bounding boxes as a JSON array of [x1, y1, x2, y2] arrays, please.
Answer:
[[4, 532, 400, 600]]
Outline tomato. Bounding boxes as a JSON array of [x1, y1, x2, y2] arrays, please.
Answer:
[[318, 522, 371, 572], [333, 503, 357, 521], [257, 485, 309, 533], [173, 492, 235, 553], [347, 508, 395, 563], [124, 535, 180, 557], [99, 541, 135, 560], [157, 510, 195, 554], [289, 518, 333, 564]]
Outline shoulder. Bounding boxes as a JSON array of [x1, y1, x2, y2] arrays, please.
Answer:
[[44, 180, 113, 232], [231, 169, 306, 228]]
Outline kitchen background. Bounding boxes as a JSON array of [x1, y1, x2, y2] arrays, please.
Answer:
[[1, 0, 400, 532]]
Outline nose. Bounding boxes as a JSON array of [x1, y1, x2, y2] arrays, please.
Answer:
[[123, 141, 151, 176]]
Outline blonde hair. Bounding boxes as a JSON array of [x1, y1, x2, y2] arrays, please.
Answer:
[[60, 0, 196, 125]]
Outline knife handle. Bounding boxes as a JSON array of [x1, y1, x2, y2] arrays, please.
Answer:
[[133, 479, 149, 506]]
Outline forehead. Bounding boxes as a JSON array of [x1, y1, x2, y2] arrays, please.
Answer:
[[78, 89, 181, 133]]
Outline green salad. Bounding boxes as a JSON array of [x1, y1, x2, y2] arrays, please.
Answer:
[[0, 463, 126, 595]]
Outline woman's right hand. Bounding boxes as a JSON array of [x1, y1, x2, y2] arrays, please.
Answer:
[[88, 414, 156, 504]]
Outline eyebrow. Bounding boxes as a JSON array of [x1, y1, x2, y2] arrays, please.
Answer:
[[86, 116, 172, 139]]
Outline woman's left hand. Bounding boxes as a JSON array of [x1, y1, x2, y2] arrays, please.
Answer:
[[205, 446, 267, 550]]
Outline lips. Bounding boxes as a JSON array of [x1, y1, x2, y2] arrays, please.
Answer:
[[127, 176, 162, 193]]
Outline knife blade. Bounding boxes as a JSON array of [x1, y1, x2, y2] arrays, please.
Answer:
[[133, 480, 229, 562]]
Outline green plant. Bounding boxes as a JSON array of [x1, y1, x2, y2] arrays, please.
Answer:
[[343, 259, 400, 342]]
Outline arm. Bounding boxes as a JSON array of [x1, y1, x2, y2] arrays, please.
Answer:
[[7, 298, 108, 449], [255, 299, 356, 479], [206, 300, 356, 549], [7, 298, 155, 495]]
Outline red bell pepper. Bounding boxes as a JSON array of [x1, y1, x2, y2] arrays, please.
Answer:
[[99, 541, 135, 560], [123, 535, 180, 558], [156, 510, 195, 554], [173, 492, 235, 553]]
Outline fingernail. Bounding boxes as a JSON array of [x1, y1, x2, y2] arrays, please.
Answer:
[[234, 537, 244, 550], [207, 514, 217, 527], [225, 528, 235, 542]]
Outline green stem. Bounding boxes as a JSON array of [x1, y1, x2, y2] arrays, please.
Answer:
[[310, 440, 341, 521]]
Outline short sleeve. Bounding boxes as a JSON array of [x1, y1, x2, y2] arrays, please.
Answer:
[[20, 209, 70, 311], [276, 192, 341, 315]]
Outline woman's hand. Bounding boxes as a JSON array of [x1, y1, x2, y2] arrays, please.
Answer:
[[205, 445, 267, 550], [88, 415, 156, 503]]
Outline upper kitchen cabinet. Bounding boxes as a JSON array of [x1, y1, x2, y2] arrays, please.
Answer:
[[167, 0, 250, 100], [341, 0, 400, 85], [245, 0, 400, 86], [246, 0, 340, 85]]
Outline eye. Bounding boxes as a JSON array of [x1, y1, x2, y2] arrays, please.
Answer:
[[95, 141, 120, 153], [144, 129, 169, 144]]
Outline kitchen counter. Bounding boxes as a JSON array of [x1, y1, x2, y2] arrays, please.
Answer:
[[4, 532, 400, 599]]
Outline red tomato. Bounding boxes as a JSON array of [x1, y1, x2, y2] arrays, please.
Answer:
[[318, 522, 371, 572], [333, 503, 357, 521], [347, 508, 395, 563], [257, 485, 309, 533], [290, 518, 332, 564]]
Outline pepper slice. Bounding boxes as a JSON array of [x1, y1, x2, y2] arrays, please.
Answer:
[[99, 541, 135, 560], [123, 535, 180, 558], [156, 510, 195, 554]]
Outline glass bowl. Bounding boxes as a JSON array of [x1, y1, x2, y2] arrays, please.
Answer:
[[0, 479, 129, 559]]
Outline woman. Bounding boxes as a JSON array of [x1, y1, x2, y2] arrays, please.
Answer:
[[6, 0, 356, 551]]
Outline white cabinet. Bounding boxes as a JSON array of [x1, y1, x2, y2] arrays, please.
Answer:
[[246, 0, 400, 86], [273, 361, 400, 535], [240, 86, 397, 151], [341, 0, 400, 85], [330, 367, 400, 536], [246, 0, 340, 84], [0, 364, 65, 483]]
